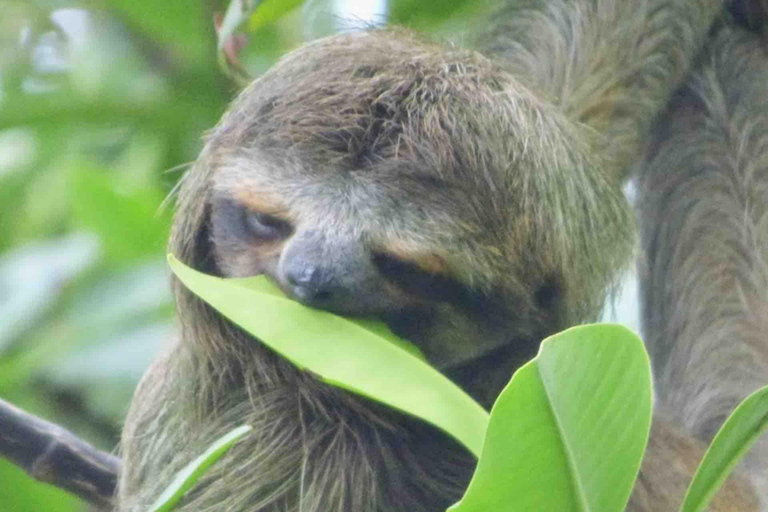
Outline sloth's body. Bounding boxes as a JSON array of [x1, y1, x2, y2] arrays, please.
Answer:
[[118, 1, 767, 510]]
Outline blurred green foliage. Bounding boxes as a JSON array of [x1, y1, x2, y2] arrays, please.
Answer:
[[0, 1, 229, 509], [0, 0, 491, 509]]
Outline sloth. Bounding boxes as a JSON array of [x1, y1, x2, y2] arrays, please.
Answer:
[[635, 18, 768, 510], [118, 0, 767, 510]]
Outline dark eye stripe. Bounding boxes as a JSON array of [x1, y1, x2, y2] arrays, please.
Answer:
[[242, 210, 293, 240], [371, 252, 467, 304]]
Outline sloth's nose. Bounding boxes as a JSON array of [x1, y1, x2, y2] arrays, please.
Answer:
[[285, 265, 333, 303]]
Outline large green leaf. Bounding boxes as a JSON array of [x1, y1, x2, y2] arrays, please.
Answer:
[[148, 425, 253, 512], [449, 325, 652, 512], [168, 255, 489, 457], [680, 385, 768, 512]]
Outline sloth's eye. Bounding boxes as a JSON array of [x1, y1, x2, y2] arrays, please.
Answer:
[[243, 210, 292, 240], [372, 252, 465, 303]]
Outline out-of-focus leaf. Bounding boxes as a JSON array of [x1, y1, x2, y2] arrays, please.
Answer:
[[237, 23, 284, 76], [248, 0, 304, 31], [100, 0, 210, 66], [0, 94, 215, 135], [217, 0, 304, 43], [217, 0, 311, 82], [64, 259, 173, 331], [217, 0, 253, 46], [449, 325, 652, 512], [0, 233, 100, 353], [148, 425, 253, 512], [18, 159, 72, 238], [680, 385, 768, 512], [72, 165, 171, 265], [113, 130, 167, 192], [0, 257, 172, 390], [168, 255, 489, 457], [39, 321, 175, 423], [46, 10, 174, 104], [0, 171, 40, 252], [388, 0, 481, 26], [0, 128, 37, 176], [216, 0, 258, 83]]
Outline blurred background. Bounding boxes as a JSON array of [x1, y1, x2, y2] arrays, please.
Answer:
[[0, 0, 502, 510]]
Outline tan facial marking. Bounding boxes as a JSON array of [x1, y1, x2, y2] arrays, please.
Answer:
[[235, 188, 292, 219], [384, 241, 448, 275]]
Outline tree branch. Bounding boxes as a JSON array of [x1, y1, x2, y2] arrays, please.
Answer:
[[0, 398, 120, 510]]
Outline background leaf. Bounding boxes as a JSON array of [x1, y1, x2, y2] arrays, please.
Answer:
[[72, 166, 171, 266], [99, 0, 211, 67], [388, 0, 490, 28], [449, 324, 652, 512], [680, 385, 768, 512], [248, 0, 305, 31]]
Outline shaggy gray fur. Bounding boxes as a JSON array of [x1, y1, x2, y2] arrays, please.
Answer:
[[638, 21, 768, 509]]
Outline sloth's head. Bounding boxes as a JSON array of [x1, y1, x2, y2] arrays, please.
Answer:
[[172, 30, 632, 399]]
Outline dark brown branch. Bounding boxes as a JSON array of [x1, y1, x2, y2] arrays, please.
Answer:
[[0, 397, 120, 510]]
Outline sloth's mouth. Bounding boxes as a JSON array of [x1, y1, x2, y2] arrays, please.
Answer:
[[382, 306, 497, 370], [382, 307, 437, 347]]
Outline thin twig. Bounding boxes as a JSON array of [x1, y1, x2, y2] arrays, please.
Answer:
[[0, 398, 120, 510]]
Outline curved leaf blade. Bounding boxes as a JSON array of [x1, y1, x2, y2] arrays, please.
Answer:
[[449, 324, 652, 512], [248, 0, 305, 31], [680, 385, 768, 512], [168, 255, 489, 457], [148, 425, 252, 512]]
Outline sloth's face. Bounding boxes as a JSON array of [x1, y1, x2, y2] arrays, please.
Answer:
[[188, 30, 628, 393], [208, 160, 545, 370]]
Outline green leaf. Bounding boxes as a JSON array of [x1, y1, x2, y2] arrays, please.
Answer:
[[148, 425, 253, 512], [168, 254, 489, 457], [248, 0, 305, 31], [101, 0, 210, 66], [449, 324, 652, 512], [72, 166, 171, 265], [388, 0, 483, 26], [217, 0, 305, 36], [216, 0, 306, 83], [217, 0, 254, 51], [680, 385, 768, 512]]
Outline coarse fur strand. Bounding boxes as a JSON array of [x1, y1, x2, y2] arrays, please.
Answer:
[[638, 21, 768, 509], [117, 1, 765, 511], [478, 0, 723, 181]]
